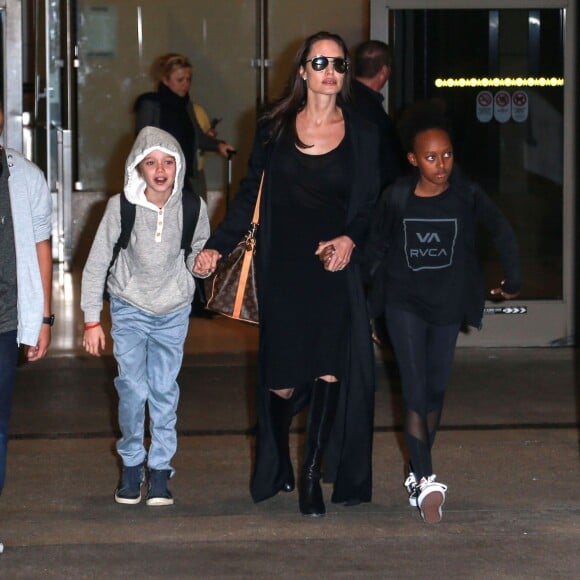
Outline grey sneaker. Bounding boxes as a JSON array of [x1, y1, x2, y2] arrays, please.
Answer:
[[146, 469, 174, 506], [114, 462, 145, 505]]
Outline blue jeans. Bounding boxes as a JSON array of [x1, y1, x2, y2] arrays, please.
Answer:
[[110, 298, 190, 473], [0, 330, 18, 494]]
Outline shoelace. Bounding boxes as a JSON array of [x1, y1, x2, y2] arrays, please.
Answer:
[[418, 474, 448, 492], [404, 473, 418, 493]]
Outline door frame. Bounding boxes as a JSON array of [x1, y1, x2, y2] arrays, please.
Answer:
[[1, 0, 23, 151], [370, 0, 577, 346]]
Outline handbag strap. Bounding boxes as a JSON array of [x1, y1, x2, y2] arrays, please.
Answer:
[[251, 172, 265, 226]]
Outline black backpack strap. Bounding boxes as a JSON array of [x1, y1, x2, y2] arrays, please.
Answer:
[[181, 189, 201, 257], [181, 189, 205, 303], [118, 192, 136, 248], [103, 193, 136, 300], [384, 179, 411, 238], [104, 190, 200, 301], [368, 179, 410, 273]]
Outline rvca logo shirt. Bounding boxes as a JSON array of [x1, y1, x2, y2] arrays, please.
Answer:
[[404, 218, 457, 271]]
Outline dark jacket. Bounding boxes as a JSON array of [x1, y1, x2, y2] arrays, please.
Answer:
[[206, 105, 380, 504], [134, 85, 222, 181], [351, 79, 405, 189], [366, 170, 522, 327]]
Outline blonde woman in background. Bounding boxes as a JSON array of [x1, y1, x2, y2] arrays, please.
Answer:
[[134, 53, 234, 200]]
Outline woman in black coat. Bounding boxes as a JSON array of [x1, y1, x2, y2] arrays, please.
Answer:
[[134, 53, 235, 198], [195, 31, 380, 516]]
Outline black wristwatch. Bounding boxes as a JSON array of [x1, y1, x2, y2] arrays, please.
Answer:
[[42, 314, 55, 326]]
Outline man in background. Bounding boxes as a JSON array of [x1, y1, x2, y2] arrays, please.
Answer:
[[352, 40, 405, 190], [351, 41, 405, 347]]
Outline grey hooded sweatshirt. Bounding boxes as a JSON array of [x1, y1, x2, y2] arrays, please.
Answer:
[[81, 126, 210, 321]]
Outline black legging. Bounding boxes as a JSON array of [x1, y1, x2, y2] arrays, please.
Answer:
[[385, 306, 460, 481]]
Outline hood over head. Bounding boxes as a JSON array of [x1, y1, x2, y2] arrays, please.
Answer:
[[124, 126, 186, 204]]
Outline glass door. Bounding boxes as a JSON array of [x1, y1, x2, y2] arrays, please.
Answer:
[[75, 0, 259, 203], [34, 0, 75, 270], [371, 0, 576, 346], [73, 0, 367, 226]]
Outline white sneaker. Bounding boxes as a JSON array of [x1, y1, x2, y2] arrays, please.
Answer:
[[417, 474, 447, 524], [404, 472, 419, 507]]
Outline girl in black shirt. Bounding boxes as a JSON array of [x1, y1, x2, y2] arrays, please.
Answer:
[[367, 106, 521, 523]]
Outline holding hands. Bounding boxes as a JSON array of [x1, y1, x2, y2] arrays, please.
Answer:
[[193, 249, 222, 277], [315, 236, 355, 272]]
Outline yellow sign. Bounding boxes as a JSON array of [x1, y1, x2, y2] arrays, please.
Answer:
[[435, 77, 564, 88]]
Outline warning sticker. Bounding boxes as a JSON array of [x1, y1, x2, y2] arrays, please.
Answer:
[[511, 90, 529, 122], [494, 90, 511, 123], [476, 90, 493, 123]]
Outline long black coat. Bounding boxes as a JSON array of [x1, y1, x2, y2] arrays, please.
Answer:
[[206, 106, 380, 504]]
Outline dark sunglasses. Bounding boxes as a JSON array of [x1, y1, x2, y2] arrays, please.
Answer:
[[305, 56, 348, 74]]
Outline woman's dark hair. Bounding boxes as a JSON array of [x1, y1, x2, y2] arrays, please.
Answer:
[[260, 31, 351, 147], [397, 100, 453, 153]]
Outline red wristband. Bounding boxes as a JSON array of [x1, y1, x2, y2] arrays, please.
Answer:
[[84, 322, 101, 330]]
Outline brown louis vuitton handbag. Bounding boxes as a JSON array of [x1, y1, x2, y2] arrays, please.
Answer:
[[204, 173, 264, 324]]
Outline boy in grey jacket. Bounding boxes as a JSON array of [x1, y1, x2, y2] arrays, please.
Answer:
[[81, 126, 210, 506]]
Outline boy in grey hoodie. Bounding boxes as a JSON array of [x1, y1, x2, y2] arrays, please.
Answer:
[[81, 126, 210, 506]]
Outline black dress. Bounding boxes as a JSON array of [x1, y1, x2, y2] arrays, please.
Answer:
[[205, 108, 380, 504], [261, 130, 352, 389]]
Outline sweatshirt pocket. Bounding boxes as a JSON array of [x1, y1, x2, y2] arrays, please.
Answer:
[[114, 267, 191, 314]]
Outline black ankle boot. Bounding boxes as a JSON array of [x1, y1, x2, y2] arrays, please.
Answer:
[[269, 392, 295, 493], [299, 378, 340, 517]]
